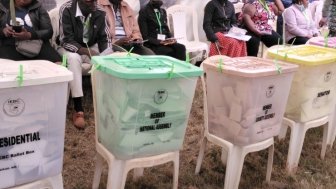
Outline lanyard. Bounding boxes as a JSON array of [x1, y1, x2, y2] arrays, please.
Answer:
[[154, 9, 162, 34]]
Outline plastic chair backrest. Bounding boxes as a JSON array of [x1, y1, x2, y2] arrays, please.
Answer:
[[48, 7, 60, 49], [167, 5, 200, 43]]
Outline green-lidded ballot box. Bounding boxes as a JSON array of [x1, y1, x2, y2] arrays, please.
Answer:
[[91, 55, 203, 159]]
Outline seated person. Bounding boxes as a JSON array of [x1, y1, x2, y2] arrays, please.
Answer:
[[98, 0, 155, 55], [204, 0, 247, 57], [284, 0, 319, 44], [242, 0, 283, 56], [59, 0, 113, 129], [138, 0, 186, 61], [319, 0, 336, 36], [0, 0, 61, 63]]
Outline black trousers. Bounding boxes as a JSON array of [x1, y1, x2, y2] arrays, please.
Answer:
[[288, 36, 309, 45], [146, 43, 186, 61], [246, 30, 282, 57], [0, 41, 61, 62], [120, 44, 155, 55]]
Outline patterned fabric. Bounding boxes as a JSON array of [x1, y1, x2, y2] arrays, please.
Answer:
[[250, 0, 275, 34], [209, 32, 247, 57], [329, 1, 336, 36]]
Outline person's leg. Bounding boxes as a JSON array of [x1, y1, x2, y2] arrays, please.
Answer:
[[288, 36, 309, 45], [58, 48, 85, 129], [0, 45, 30, 60], [170, 43, 186, 61], [150, 45, 174, 56], [36, 42, 62, 63], [246, 32, 261, 57], [132, 45, 155, 55], [261, 30, 283, 47], [276, 15, 284, 37]]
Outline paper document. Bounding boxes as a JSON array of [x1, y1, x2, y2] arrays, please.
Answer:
[[224, 27, 251, 41]]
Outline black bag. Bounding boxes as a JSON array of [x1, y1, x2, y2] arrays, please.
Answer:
[[15, 39, 43, 58]]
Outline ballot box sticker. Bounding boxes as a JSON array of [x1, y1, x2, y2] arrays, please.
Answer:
[[324, 71, 332, 82], [3, 98, 25, 117], [266, 85, 275, 98], [154, 89, 168, 104]]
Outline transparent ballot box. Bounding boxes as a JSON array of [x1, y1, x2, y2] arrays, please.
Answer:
[[203, 56, 298, 145], [91, 56, 203, 159], [308, 37, 336, 48], [0, 60, 72, 188], [267, 45, 336, 122]]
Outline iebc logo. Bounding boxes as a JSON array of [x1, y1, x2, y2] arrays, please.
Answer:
[[3, 98, 25, 117]]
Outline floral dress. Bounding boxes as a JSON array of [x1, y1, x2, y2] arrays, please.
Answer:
[[250, 0, 276, 34]]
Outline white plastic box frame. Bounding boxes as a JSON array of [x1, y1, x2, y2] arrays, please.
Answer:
[[0, 60, 72, 188], [203, 56, 298, 145], [267, 45, 336, 122], [92, 56, 202, 160]]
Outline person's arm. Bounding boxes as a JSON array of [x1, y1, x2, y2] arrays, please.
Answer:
[[203, 2, 217, 42], [30, 7, 53, 40], [319, 0, 332, 27], [229, 3, 237, 26], [242, 3, 263, 36], [97, 15, 113, 54], [138, 8, 161, 45], [273, 0, 284, 15], [284, 7, 310, 38], [161, 9, 172, 38], [59, 6, 83, 52]]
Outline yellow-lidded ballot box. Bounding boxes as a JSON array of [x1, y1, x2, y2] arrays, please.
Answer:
[[267, 45, 336, 122]]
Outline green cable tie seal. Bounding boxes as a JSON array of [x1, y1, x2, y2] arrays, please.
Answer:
[[324, 36, 329, 48], [274, 42, 282, 74], [127, 47, 134, 57], [62, 54, 67, 67], [88, 64, 101, 74], [185, 52, 190, 63], [16, 64, 23, 87], [217, 58, 223, 73], [168, 63, 175, 79]]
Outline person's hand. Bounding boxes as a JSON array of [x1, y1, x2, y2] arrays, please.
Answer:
[[2, 26, 14, 38], [160, 38, 176, 45], [214, 41, 224, 49], [114, 37, 132, 46], [319, 17, 328, 28], [306, 34, 313, 39], [12, 28, 31, 40]]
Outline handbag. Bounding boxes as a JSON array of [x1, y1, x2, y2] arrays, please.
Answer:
[[15, 39, 43, 58]]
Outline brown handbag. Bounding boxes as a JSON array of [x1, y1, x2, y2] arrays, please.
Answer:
[[15, 39, 43, 58]]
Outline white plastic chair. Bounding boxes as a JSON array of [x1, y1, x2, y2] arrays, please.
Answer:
[[278, 116, 331, 174], [9, 174, 63, 189], [195, 56, 274, 189], [166, 5, 209, 64], [91, 55, 179, 189]]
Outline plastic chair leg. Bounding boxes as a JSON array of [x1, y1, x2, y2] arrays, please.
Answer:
[[172, 154, 179, 189], [226, 146, 247, 189], [266, 144, 274, 182], [221, 148, 228, 166], [106, 160, 126, 189], [327, 108, 336, 149], [195, 137, 208, 174], [132, 168, 144, 181], [92, 154, 104, 189], [278, 123, 288, 140], [286, 123, 307, 174]]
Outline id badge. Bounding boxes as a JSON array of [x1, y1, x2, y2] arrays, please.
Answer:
[[157, 34, 166, 40]]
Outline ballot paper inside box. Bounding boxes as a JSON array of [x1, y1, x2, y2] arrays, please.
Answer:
[[203, 56, 298, 146], [267, 45, 336, 122], [0, 60, 72, 188], [92, 55, 202, 160]]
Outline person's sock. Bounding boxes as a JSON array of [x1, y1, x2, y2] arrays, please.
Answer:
[[73, 97, 84, 112]]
